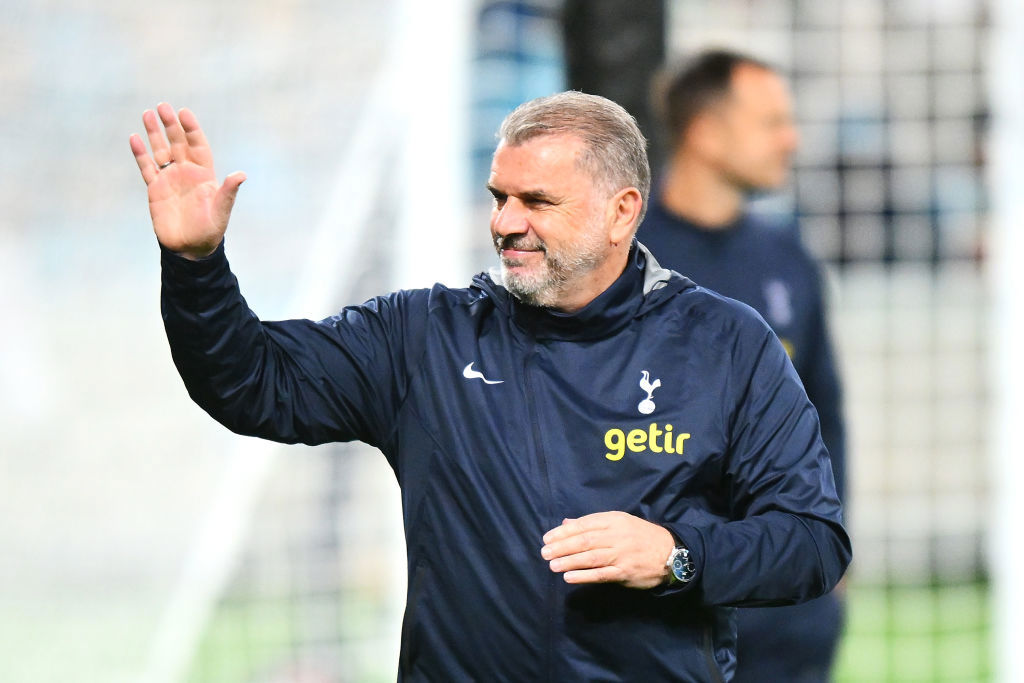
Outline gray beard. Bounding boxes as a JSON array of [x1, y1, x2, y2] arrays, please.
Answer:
[[501, 261, 570, 308], [497, 233, 606, 308]]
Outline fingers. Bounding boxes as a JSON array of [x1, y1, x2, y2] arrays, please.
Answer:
[[213, 171, 247, 228], [562, 566, 623, 585], [541, 530, 595, 560], [543, 530, 627, 585], [541, 517, 608, 561], [541, 516, 586, 545], [157, 102, 190, 167], [138, 103, 213, 167], [542, 512, 613, 546], [178, 108, 214, 168], [143, 108, 172, 167], [129, 133, 158, 185], [548, 547, 614, 573]]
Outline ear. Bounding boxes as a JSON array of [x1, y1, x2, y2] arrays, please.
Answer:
[[686, 112, 725, 160], [606, 187, 643, 246]]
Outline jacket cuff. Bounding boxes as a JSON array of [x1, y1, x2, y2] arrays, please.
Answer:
[[159, 240, 228, 278]]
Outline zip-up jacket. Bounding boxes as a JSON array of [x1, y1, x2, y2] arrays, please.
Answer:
[[639, 200, 847, 502], [160, 240, 851, 682]]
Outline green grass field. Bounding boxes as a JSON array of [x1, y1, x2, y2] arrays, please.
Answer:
[[835, 580, 991, 682], [186, 580, 992, 682]]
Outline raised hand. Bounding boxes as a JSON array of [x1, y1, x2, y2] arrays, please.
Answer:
[[129, 103, 246, 259], [540, 511, 675, 589]]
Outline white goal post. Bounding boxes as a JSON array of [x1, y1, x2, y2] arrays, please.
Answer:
[[141, 1, 472, 681], [989, 0, 1024, 679]]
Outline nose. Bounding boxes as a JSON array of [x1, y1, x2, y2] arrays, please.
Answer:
[[491, 197, 530, 237]]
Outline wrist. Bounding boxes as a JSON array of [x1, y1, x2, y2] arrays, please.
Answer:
[[173, 241, 222, 261]]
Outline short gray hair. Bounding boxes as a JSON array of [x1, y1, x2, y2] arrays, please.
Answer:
[[498, 91, 650, 226]]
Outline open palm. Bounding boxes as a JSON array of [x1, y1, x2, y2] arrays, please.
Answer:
[[129, 103, 245, 259]]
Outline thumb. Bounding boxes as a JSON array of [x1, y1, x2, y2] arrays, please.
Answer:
[[213, 171, 246, 228]]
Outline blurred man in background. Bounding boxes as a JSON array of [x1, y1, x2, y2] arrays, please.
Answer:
[[639, 49, 848, 682]]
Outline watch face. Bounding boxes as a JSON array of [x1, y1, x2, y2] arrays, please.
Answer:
[[672, 556, 686, 579], [672, 549, 694, 582]]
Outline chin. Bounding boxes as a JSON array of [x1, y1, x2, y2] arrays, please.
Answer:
[[748, 176, 787, 193], [503, 272, 558, 307]]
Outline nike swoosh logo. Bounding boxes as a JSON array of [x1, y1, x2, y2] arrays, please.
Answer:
[[462, 362, 504, 384]]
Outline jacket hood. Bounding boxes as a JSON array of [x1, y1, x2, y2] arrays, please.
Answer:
[[470, 241, 696, 341]]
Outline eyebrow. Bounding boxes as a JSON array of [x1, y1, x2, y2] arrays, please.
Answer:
[[486, 184, 560, 204]]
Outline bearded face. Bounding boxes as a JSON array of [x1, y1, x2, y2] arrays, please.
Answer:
[[493, 217, 607, 308]]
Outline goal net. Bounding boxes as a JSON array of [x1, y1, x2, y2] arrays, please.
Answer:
[[666, 1, 994, 680]]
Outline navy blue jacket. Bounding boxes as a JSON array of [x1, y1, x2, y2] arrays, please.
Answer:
[[161, 241, 850, 682], [640, 201, 847, 502]]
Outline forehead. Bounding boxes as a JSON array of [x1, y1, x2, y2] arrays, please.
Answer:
[[489, 134, 588, 187], [729, 65, 791, 111]]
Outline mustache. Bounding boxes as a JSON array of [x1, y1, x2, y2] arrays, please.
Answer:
[[494, 234, 546, 253]]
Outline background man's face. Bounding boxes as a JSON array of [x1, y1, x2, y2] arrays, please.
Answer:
[[710, 64, 799, 191]]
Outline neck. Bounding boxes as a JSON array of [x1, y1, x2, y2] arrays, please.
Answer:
[[659, 151, 744, 229]]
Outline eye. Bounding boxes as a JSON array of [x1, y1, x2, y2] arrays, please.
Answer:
[[489, 189, 507, 208]]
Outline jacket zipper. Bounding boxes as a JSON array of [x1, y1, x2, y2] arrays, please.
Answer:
[[523, 344, 557, 681]]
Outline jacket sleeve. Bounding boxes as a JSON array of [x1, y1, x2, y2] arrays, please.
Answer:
[[663, 321, 851, 607], [160, 242, 422, 449]]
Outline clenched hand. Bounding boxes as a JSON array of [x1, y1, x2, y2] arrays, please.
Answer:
[[541, 511, 675, 589]]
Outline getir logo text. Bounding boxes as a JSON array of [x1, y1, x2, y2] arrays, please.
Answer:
[[604, 423, 691, 461]]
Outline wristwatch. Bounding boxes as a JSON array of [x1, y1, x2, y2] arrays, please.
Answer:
[[666, 544, 695, 584]]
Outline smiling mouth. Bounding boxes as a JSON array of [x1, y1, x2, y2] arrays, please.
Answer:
[[495, 236, 545, 259], [501, 247, 541, 260]]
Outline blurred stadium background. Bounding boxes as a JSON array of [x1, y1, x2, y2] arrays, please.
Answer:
[[1, 0, 1020, 681]]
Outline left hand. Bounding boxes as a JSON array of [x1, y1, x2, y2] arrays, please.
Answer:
[[540, 511, 675, 589]]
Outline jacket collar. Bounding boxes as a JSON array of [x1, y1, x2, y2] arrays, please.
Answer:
[[474, 241, 692, 341]]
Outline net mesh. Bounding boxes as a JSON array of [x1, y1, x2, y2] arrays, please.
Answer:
[[667, 1, 991, 679]]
